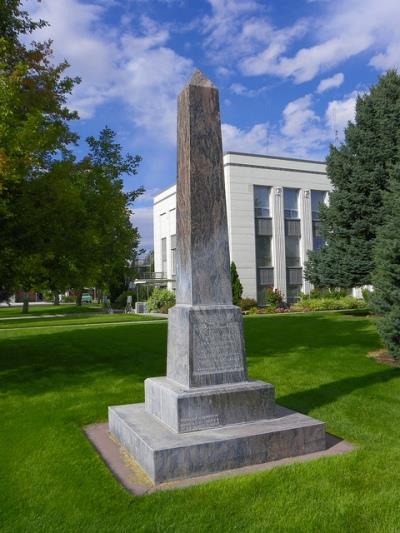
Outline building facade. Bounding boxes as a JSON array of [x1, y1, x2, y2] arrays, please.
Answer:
[[153, 152, 332, 304]]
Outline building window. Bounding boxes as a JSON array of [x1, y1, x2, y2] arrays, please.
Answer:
[[256, 236, 272, 267], [161, 237, 167, 276], [254, 186, 274, 305], [311, 190, 326, 220], [283, 188, 299, 219], [287, 284, 301, 304], [311, 190, 327, 250], [285, 236, 300, 267], [254, 186, 271, 218], [170, 234, 176, 277], [284, 188, 301, 301]]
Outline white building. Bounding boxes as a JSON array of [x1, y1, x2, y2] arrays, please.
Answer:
[[153, 152, 332, 304]]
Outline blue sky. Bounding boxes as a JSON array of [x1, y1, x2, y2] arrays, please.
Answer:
[[25, 0, 400, 249]]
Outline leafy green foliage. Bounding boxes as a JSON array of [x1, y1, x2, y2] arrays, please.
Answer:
[[264, 288, 283, 307], [240, 298, 258, 311], [305, 70, 400, 288], [292, 296, 367, 312], [0, 4, 144, 311], [147, 288, 176, 313], [113, 291, 136, 309], [230, 261, 243, 305], [371, 176, 400, 359], [307, 288, 349, 300]]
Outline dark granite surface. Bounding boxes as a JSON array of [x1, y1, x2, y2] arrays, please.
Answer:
[[176, 70, 232, 306]]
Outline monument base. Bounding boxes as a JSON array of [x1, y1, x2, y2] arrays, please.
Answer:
[[108, 403, 326, 484], [145, 377, 275, 433]]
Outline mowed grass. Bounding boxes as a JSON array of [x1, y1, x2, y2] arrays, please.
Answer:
[[0, 303, 104, 318], [1, 312, 400, 532], [0, 313, 165, 330]]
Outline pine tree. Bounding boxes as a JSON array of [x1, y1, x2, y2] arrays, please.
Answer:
[[230, 262, 243, 306], [371, 174, 400, 360], [305, 70, 400, 289]]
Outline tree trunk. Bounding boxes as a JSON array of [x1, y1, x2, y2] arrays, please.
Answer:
[[76, 290, 82, 306], [22, 292, 29, 314], [54, 290, 60, 305]]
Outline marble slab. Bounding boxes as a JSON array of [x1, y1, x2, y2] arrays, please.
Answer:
[[109, 403, 326, 484], [175, 71, 232, 306], [167, 304, 247, 387], [145, 377, 275, 433]]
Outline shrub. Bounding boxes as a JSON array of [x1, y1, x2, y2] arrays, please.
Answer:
[[240, 298, 258, 311], [64, 295, 76, 303], [264, 288, 283, 307], [113, 291, 136, 309], [305, 288, 348, 300], [292, 296, 367, 312], [147, 288, 176, 313], [42, 291, 54, 302]]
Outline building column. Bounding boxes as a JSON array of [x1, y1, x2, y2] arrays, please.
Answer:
[[300, 189, 313, 295], [272, 186, 286, 301]]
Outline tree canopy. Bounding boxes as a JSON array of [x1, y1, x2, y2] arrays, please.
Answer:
[[0, 1, 144, 310], [371, 172, 400, 360], [305, 70, 400, 289]]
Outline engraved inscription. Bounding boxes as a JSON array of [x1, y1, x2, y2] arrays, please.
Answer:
[[180, 414, 220, 432], [192, 322, 243, 375]]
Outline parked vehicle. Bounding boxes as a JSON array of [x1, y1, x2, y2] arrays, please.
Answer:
[[81, 293, 93, 304]]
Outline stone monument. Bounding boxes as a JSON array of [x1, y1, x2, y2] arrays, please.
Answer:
[[108, 70, 326, 484]]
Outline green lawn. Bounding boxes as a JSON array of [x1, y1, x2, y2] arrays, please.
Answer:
[[1, 312, 399, 532], [0, 313, 165, 330], [0, 303, 104, 317]]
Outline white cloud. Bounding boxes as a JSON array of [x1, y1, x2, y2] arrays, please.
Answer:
[[229, 82, 267, 97], [370, 42, 400, 71], [326, 91, 359, 141], [131, 206, 154, 250], [317, 72, 344, 93], [202, 0, 278, 64], [238, 0, 400, 82], [221, 89, 359, 161], [222, 123, 269, 154], [216, 66, 232, 77], [222, 94, 328, 160], [281, 94, 320, 137], [26, 0, 193, 143]]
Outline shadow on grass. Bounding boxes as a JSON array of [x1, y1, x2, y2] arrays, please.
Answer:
[[278, 367, 400, 413], [245, 312, 379, 359], [0, 322, 168, 397], [0, 312, 390, 408]]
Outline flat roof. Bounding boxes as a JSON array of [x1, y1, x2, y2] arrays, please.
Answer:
[[154, 151, 327, 201], [225, 151, 325, 165]]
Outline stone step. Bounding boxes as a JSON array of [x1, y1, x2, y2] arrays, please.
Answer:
[[145, 377, 275, 433], [109, 403, 326, 484]]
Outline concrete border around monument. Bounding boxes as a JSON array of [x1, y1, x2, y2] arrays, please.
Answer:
[[84, 422, 356, 496]]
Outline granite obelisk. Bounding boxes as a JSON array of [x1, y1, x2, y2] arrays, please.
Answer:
[[108, 70, 326, 484], [167, 69, 247, 388]]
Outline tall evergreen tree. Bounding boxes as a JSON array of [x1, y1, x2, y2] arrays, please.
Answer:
[[230, 261, 243, 306], [371, 173, 400, 360], [305, 70, 400, 288]]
